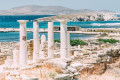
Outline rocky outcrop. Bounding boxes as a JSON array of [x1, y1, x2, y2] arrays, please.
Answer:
[[72, 13, 118, 21], [37, 13, 118, 22], [80, 63, 107, 75]]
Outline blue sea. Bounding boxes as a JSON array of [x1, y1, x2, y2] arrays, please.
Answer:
[[0, 15, 120, 42]]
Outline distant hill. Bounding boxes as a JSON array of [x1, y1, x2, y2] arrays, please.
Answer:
[[0, 5, 75, 15], [0, 5, 116, 15]]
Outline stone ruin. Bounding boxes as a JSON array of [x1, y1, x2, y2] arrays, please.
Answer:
[[0, 20, 120, 80], [0, 20, 71, 80]]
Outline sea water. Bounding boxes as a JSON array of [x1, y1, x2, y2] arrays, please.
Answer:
[[0, 15, 120, 42], [0, 32, 95, 42]]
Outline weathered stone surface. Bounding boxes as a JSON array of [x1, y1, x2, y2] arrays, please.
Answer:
[[22, 75, 39, 80], [48, 22, 54, 58], [55, 74, 70, 80], [27, 40, 33, 60], [40, 35, 47, 57], [67, 66, 77, 73], [80, 63, 107, 75], [13, 49, 19, 66], [60, 21, 68, 59], [33, 21, 40, 62], [44, 59, 68, 69], [5, 58, 13, 66], [18, 20, 28, 67], [71, 63, 83, 68]]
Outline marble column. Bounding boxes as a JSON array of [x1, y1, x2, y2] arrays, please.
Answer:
[[18, 20, 28, 66], [41, 35, 46, 50], [67, 31, 70, 57], [13, 49, 19, 66], [33, 21, 40, 61], [60, 21, 68, 59], [39, 35, 46, 58], [78, 45, 81, 49], [48, 22, 54, 58]]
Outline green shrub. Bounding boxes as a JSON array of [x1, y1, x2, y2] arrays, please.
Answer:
[[98, 39, 119, 44], [70, 39, 87, 46], [54, 39, 87, 46], [54, 39, 60, 43]]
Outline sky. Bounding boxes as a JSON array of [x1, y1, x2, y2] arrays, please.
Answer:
[[0, 0, 120, 12]]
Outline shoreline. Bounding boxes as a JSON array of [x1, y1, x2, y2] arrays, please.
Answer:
[[0, 23, 120, 80], [0, 28, 120, 33]]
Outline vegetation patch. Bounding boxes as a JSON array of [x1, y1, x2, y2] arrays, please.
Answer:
[[54, 39, 60, 43], [54, 39, 87, 46], [49, 72, 56, 79], [98, 39, 119, 44]]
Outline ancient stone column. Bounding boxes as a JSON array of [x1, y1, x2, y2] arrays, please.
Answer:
[[18, 20, 28, 66], [27, 40, 33, 60], [48, 22, 54, 58], [39, 35, 46, 58], [78, 45, 81, 49], [33, 21, 40, 61], [67, 31, 70, 57], [13, 49, 19, 66], [41, 35, 46, 50], [60, 21, 68, 59]]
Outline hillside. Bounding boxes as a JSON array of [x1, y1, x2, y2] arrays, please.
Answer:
[[37, 12, 118, 22], [0, 5, 116, 15]]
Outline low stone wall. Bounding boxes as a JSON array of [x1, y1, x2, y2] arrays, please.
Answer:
[[0, 42, 17, 65], [0, 40, 35, 65], [0, 42, 16, 55]]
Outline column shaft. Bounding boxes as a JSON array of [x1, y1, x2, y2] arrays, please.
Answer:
[[33, 21, 40, 61], [60, 21, 68, 59], [13, 49, 19, 66], [18, 20, 28, 66], [48, 22, 54, 58], [67, 31, 70, 57]]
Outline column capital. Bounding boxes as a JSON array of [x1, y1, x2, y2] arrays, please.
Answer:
[[60, 20, 67, 24], [33, 21, 39, 25], [48, 21, 54, 24], [33, 20, 38, 22], [18, 20, 28, 24], [48, 21, 54, 22]]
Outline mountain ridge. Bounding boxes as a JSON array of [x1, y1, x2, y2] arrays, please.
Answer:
[[0, 5, 116, 15]]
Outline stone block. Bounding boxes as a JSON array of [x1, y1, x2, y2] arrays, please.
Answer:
[[71, 63, 83, 68], [55, 74, 70, 80], [22, 75, 39, 80], [67, 66, 77, 73]]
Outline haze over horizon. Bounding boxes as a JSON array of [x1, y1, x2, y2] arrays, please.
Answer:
[[0, 0, 120, 12]]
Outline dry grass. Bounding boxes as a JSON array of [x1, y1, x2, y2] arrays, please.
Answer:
[[0, 73, 9, 80], [41, 63, 62, 74], [78, 58, 120, 80], [18, 63, 62, 80]]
